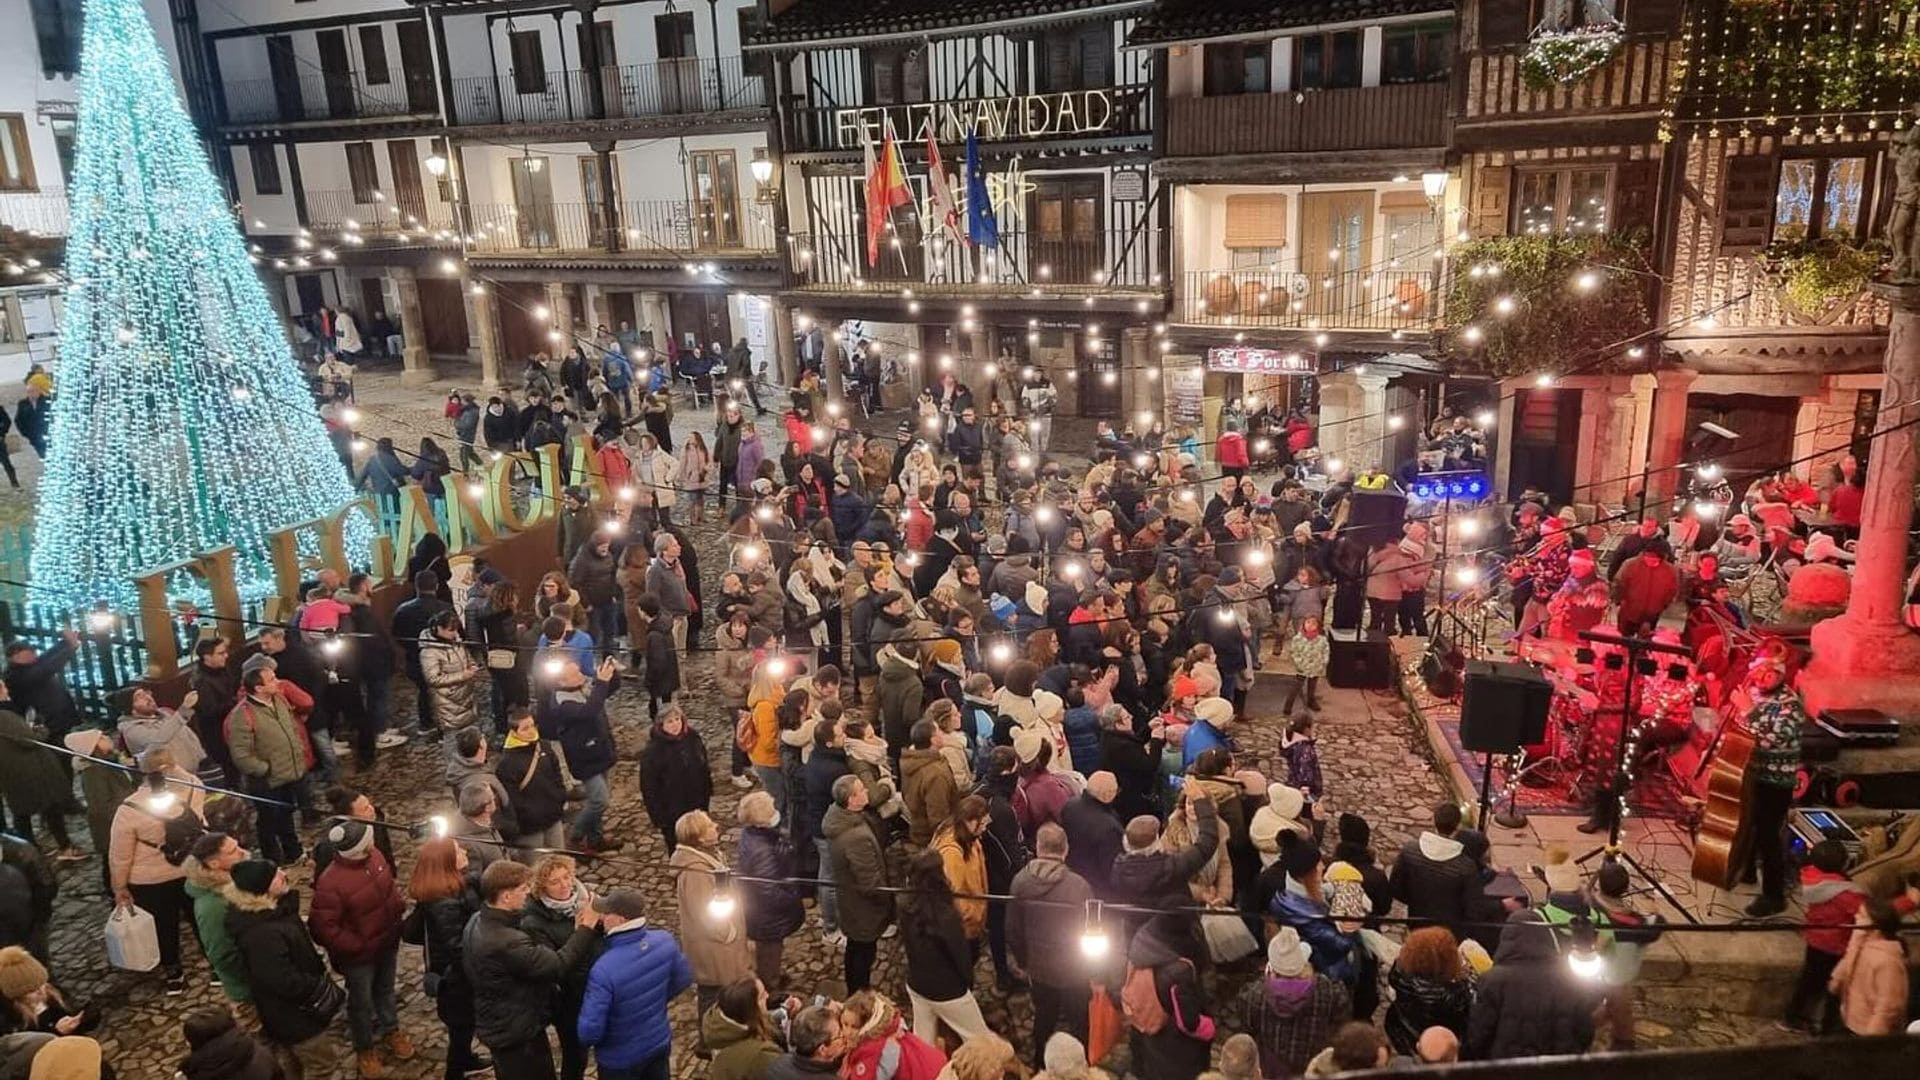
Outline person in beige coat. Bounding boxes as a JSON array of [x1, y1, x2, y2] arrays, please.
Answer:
[[107, 748, 208, 993], [670, 810, 751, 1045], [1829, 899, 1911, 1035]]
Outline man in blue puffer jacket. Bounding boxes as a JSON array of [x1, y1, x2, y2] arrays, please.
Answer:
[[578, 888, 694, 1078]]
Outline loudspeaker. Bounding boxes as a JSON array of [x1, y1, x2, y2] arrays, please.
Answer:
[[1459, 659, 1552, 753], [1329, 633, 1395, 690], [1345, 486, 1409, 546]]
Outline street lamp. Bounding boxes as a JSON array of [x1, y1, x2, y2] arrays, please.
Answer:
[[1421, 170, 1449, 202], [424, 153, 448, 178], [750, 147, 778, 204]]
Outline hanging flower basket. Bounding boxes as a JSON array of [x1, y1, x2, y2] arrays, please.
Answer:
[[1521, 23, 1626, 91]]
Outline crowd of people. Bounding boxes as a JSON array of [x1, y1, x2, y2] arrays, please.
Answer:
[[0, 327, 1913, 1080]]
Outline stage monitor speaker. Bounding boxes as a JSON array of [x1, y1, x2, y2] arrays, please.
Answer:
[[1345, 486, 1409, 546], [1459, 659, 1552, 754], [1329, 633, 1395, 690]]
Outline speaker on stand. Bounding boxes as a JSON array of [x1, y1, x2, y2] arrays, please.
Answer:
[[1460, 660, 1553, 828]]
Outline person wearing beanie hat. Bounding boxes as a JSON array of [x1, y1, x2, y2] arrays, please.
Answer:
[[1031, 1030, 1113, 1080], [25, 1036, 102, 1080], [1181, 696, 1235, 771], [0, 946, 48, 1004], [1250, 783, 1314, 867], [1236, 925, 1351, 1080], [1331, 813, 1393, 922], [1549, 546, 1611, 642], [224, 858, 345, 1075], [309, 815, 412, 1074]]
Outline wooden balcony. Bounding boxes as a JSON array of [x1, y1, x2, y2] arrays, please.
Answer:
[[1165, 82, 1449, 158], [1458, 33, 1673, 135]]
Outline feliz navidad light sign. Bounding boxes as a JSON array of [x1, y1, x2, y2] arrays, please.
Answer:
[[833, 89, 1117, 149]]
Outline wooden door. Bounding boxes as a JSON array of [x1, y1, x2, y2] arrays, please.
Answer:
[[387, 140, 427, 223], [1028, 176, 1103, 285], [579, 20, 621, 117], [268, 36, 304, 121], [578, 155, 621, 247], [655, 12, 701, 112], [511, 157, 556, 249], [669, 292, 731, 352], [499, 282, 547, 360], [396, 21, 437, 113], [316, 30, 357, 118], [606, 291, 637, 333], [359, 278, 387, 324], [1510, 388, 1582, 507], [1299, 191, 1373, 326], [418, 278, 471, 355]]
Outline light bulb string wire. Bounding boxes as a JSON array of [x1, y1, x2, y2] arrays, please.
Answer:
[[6, 403, 1915, 654], [5, 724, 1905, 937]]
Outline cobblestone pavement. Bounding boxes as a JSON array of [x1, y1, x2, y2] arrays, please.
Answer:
[[23, 364, 1801, 1077]]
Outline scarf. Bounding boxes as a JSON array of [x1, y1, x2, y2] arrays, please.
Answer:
[[504, 729, 538, 750], [538, 881, 587, 918], [788, 568, 830, 647]]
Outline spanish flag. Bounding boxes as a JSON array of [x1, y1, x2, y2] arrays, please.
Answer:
[[863, 124, 912, 267]]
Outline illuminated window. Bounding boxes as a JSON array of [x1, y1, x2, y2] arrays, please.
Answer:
[[1774, 155, 1870, 242], [1512, 166, 1611, 235]]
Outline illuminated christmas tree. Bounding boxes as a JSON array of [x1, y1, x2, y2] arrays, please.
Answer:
[[29, 0, 368, 609]]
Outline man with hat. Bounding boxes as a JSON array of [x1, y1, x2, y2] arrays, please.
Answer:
[[465, 860, 603, 1079], [577, 889, 694, 1079], [224, 859, 343, 1077], [309, 821, 411, 1076], [1236, 926, 1351, 1080], [829, 473, 868, 551]]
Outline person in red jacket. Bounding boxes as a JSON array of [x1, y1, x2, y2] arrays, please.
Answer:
[[309, 820, 415, 1076], [1217, 430, 1250, 479], [1786, 840, 1920, 1033], [1611, 548, 1679, 637]]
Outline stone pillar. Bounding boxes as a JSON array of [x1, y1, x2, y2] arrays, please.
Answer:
[[469, 282, 506, 391], [390, 266, 438, 386], [968, 325, 992, 396], [1492, 377, 1521, 500], [1804, 282, 1920, 714], [1317, 370, 1389, 474], [1123, 327, 1153, 429], [1644, 368, 1698, 508], [545, 282, 575, 349], [770, 297, 798, 387]]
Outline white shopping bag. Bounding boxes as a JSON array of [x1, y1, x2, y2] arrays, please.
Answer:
[[105, 905, 161, 972]]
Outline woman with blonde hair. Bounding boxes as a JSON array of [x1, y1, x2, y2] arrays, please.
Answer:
[[745, 656, 792, 805], [519, 853, 595, 1080], [733, 792, 804, 991], [671, 809, 752, 1041]]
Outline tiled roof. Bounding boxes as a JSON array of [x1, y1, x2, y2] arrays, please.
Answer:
[[1126, 0, 1454, 47], [752, 0, 1147, 48]]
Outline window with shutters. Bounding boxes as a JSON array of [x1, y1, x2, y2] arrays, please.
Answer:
[[1512, 166, 1613, 235], [0, 116, 36, 192], [345, 142, 380, 204], [1038, 23, 1113, 92], [1294, 31, 1362, 90], [1204, 42, 1270, 96], [1719, 155, 1775, 253], [1384, 208, 1438, 266], [1479, 0, 1531, 48], [249, 144, 282, 196], [29, 0, 82, 78], [1224, 194, 1288, 268], [509, 31, 547, 95], [864, 46, 927, 105], [1773, 154, 1874, 243], [360, 27, 390, 86]]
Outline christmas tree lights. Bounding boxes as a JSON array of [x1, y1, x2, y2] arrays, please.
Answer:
[[29, 0, 369, 611]]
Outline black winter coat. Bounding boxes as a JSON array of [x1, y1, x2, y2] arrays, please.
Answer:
[[537, 677, 620, 780], [800, 747, 852, 844], [404, 888, 480, 1026], [1389, 833, 1481, 932], [1384, 964, 1475, 1055], [638, 721, 711, 836], [226, 889, 339, 1044], [974, 773, 1028, 891], [901, 896, 974, 1002], [0, 837, 54, 959], [3, 641, 78, 737], [1465, 912, 1597, 1060], [1099, 728, 1163, 822], [1059, 792, 1125, 895], [1110, 800, 1220, 912], [178, 1025, 279, 1080], [643, 623, 680, 699], [1130, 916, 1213, 1080], [495, 739, 568, 834], [464, 905, 599, 1050], [735, 825, 806, 942]]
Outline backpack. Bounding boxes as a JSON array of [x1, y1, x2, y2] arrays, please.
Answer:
[[1121, 962, 1169, 1034], [734, 709, 757, 753], [158, 807, 208, 866]]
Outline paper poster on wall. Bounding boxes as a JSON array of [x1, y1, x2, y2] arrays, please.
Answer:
[[1167, 364, 1204, 428]]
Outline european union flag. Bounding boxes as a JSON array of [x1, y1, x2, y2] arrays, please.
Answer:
[[966, 129, 998, 248]]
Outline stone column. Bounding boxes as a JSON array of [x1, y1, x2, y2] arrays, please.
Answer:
[[1123, 327, 1153, 428], [469, 281, 506, 391], [1804, 282, 1920, 714], [770, 297, 798, 387], [1317, 370, 1389, 474], [390, 266, 438, 386], [545, 282, 575, 349], [1643, 368, 1697, 508]]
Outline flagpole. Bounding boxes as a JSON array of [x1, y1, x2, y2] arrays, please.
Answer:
[[881, 113, 914, 283]]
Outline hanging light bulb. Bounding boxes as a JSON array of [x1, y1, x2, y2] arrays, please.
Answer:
[[429, 814, 451, 838], [86, 604, 117, 634], [466, 479, 487, 500], [321, 630, 345, 658], [707, 870, 738, 922], [543, 656, 566, 678], [1080, 900, 1111, 959], [1696, 463, 1722, 482], [766, 656, 789, 678], [141, 772, 178, 814], [1566, 915, 1605, 979], [990, 641, 1013, 665]]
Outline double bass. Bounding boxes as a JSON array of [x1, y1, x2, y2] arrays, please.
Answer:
[[1691, 688, 1758, 888]]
